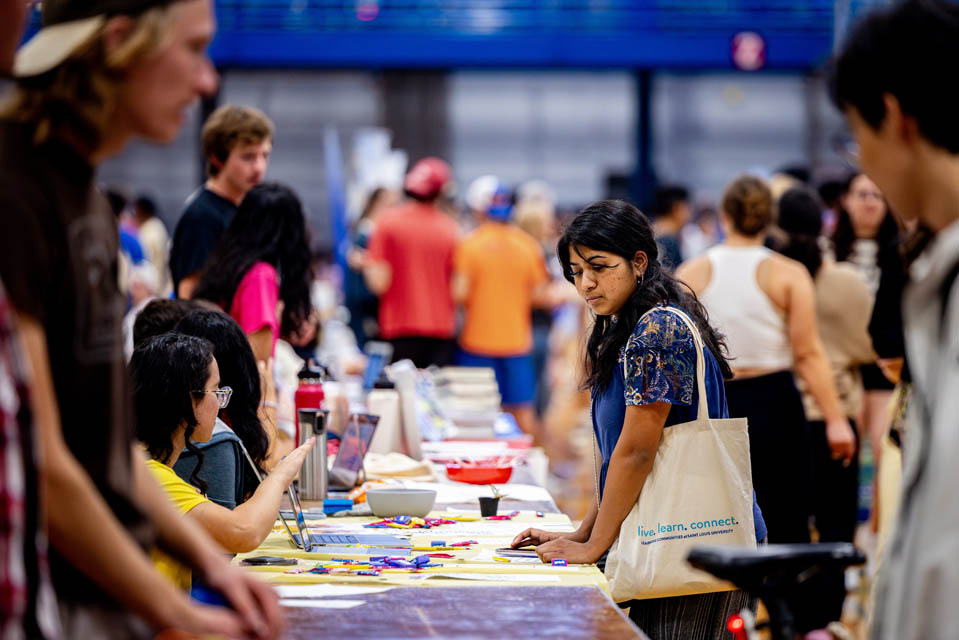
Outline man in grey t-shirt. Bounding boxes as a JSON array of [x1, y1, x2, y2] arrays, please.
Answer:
[[831, 2, 959, 637]]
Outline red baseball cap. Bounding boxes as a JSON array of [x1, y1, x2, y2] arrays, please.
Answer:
[[404, 157, 452, 200]]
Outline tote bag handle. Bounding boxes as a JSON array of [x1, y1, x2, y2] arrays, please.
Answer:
[[625, 305, 710, 422]]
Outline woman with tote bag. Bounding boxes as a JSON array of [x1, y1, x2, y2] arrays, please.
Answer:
[[512, 200, 766, 639]]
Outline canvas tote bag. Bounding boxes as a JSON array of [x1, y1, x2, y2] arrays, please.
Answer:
[[602, 306, 756, 602]]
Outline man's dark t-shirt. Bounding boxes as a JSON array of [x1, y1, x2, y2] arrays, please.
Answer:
[[169, 187, 236, 295], [656, 234, 683, 272], [0, 121, 153, 603]]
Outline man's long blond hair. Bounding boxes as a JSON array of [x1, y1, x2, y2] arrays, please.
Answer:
[[2, 5, 179, 155]]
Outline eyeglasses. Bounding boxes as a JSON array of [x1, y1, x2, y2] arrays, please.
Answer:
[[193, 386, 232, 409], [850, 189, 884, 202]]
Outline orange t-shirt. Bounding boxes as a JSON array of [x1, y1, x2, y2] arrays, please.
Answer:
[[367, 201, 460, 340], [454, 222, 548, 356]]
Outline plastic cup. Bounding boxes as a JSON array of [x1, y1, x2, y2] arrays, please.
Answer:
[[479, 496, 500, 517]]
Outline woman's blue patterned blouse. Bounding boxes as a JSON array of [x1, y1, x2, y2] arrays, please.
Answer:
[[590, 306, 767, 542]]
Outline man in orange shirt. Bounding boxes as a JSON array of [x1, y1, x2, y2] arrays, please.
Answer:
[[452, 188, 549, 438], [365, 158, 460, 367]]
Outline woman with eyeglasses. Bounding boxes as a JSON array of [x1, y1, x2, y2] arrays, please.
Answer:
[[773, 186, 875, 631], [131, 333, 314, 590], [173, 309, 274, 508], [831, 172, 903, 518]]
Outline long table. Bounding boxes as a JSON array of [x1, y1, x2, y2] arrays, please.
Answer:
[[234, 473, 647, 638], [279, 586, 642, 639]]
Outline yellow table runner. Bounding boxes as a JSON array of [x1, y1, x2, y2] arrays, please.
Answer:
[[233, 510, 609, 592]]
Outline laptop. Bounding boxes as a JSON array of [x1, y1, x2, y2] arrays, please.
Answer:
[[241, 435, 409, 553], [285, 482, 409, 551], [328, 413, 379, 491]]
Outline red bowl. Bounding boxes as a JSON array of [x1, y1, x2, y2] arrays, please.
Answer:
[[445, 464, 513, 485]]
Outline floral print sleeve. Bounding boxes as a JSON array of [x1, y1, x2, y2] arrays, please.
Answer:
[[622, 307, 696, 407]]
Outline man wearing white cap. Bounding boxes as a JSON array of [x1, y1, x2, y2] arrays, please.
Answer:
[[463, 173, 500, 230], [0, 1, 281, 638]]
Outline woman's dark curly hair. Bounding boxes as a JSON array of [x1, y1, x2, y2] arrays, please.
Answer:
[[175, 309, 269, 485], [558, 200, 733, 392], [131, 333, 215, 494], [193, 182, 313, 338], [832, 172, 899, 262]]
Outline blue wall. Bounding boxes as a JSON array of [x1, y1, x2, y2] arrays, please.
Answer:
[[25, 1, 883, 70], [210, 1, 842, 69]]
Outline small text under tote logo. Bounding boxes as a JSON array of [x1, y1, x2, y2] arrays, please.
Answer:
[[638, 517, 742, 545]]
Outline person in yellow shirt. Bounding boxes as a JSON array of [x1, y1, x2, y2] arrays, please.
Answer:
[[130, 333, 314, 588], [145, 459, 210, 589], [452, 187, 550, 439]]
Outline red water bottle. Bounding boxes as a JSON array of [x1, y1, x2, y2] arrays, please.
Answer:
[[294, 364, 325, 443]]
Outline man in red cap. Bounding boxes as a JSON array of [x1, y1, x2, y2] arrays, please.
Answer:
[[364, 157, 461, 367]]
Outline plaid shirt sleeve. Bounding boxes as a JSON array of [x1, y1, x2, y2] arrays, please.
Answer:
[[0, 280, 60, 639]]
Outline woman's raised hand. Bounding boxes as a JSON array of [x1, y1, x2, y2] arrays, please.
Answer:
[[270, 437, 316, 486]]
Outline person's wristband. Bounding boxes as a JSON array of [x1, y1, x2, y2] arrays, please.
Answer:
[[261, 401, 278, 410]]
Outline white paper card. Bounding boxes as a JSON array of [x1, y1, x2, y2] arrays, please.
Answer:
[[273, 585, 391, 599], [279, 599, 366, 609], [470, 549, 544, 565], [426, 573, 561, 582]]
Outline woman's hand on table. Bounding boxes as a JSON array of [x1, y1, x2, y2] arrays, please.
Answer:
[[511, 528, 563, 549], [534, 538, 602, 565], [511, 527, 587, 549]]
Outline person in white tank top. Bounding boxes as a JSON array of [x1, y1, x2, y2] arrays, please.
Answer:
[[677, 175, 855, 462], [678, 177, 857, 589], [699, 244, 794, 372]]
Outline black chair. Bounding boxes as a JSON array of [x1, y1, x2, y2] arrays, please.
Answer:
[[687, 543, 866, 640], [173, 430, 247, 509]]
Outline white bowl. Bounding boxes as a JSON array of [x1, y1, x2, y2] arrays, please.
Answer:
[[366, 488, 437, 518]]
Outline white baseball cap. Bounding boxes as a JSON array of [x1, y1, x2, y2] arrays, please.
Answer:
[[14, 0, 175, 77]]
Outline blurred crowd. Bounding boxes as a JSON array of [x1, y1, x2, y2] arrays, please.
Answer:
[[2, 0, 958, 639], [109, 100, 913, 583]]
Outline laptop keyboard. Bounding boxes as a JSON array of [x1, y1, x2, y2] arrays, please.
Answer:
[[311, 534, 359, 544]]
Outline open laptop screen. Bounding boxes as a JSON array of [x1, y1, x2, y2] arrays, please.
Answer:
[[285, 483, 313, 551], [329, 413, 379, 489]]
